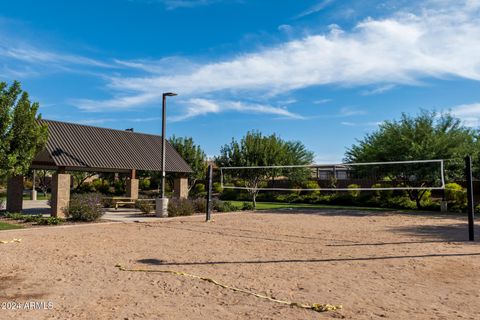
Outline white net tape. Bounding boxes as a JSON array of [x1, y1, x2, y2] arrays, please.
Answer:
[[220, 159, 445, 192]]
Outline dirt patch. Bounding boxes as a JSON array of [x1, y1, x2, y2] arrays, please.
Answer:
[[1, 211, 479, 319]]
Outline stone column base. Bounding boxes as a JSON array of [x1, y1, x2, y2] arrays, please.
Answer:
[[7, 175, 24, 212], [126, 178, 139, 200], [155, 198, 169, 217], [51, 173, 71, 218], [173, 176, 189, 199]]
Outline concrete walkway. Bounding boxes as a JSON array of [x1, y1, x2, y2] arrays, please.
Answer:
[[102, 208, 166, 222], [21, 200, 51, 215], [4, 200, 165, 222]]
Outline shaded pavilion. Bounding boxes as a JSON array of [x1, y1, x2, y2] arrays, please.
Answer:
[[6, 120, 193, 217]]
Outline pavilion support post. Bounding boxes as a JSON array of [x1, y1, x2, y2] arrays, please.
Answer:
[[51, 171, 71, 218], [173, 175, 189, 199], [30, 170, 37, 201], [6, 175, 24, 213], [126, 169, 139, 200]]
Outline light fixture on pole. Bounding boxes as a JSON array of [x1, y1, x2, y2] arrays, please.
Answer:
[[156, 92, 177, 217]]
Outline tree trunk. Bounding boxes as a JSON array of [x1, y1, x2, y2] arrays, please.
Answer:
[[415, 197, 422, 209], [252, 193, 257, 209]]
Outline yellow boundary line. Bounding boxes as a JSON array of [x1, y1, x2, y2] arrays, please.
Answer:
[[115, 264, 342, 313], [0, 238, 21, 244]]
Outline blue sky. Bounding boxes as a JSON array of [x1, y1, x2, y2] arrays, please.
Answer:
[[1, 0, 480, 162]]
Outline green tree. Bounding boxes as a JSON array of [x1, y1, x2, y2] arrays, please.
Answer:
[[345, 110, 478, 208], [216, 131, 314, 207], [0, 81, 48, 178], [70, 172, 97, 192], [169, 136, 207, 192]]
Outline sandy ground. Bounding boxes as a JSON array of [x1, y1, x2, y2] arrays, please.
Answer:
[[1, 210, 479, 320]]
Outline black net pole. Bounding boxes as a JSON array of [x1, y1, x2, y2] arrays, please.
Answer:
[[206, 165, 213, 222], [465, 156, 475, 241]]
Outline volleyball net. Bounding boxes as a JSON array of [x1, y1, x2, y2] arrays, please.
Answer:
[[220, 159, 445, 192]]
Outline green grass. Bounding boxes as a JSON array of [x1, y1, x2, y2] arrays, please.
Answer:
[[229, 201, 415, 212], [0, 221, 23, 230], [0, 193, 50, 201], [22, 193, 50, 200]]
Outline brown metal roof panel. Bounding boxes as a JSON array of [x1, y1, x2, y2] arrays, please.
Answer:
[[36, 120, 193, 173]]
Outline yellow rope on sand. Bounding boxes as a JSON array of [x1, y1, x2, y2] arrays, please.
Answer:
[[115, 264, 342, 313], [0, 238, 22, 244]]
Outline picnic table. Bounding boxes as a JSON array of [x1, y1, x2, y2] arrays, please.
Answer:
[[103, 197, 155, 210]]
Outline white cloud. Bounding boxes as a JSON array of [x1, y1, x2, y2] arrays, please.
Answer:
[[80, 2, 480, 116], [133, 0, 239, 10], [340, 120, 381, 127], [0, 42, 114, 69], [450, 102, 480, 127], [339, 107, 366, 116], [65, 116, 163, 125], [72, 93, 160, 111], [170, 98, 304, 121], [295, 0, 336, 19], [77, 118, 117, 125], [361, 84, 396, 95], [131, 117, 163, 122], [313, 99, 332, 105]]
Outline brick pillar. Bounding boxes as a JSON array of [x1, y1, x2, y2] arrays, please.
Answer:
[[7, 175, 24, 212], [173, 176, 189, 199], [51, 173, 71, 218], [126, 179, 139, 200]]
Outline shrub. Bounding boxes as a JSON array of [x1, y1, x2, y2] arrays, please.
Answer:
[[219, 187, 250, 201], [192, 198, 207, 213], [419, 189, 432, 207], [196, 191, 208, 198], [213, 200, 239, 212], [168, 198, 195, 217], [22, 214, 43, 223], [302, 181, 320, 195], [347, 184, 361, 199], [93, 179, 110, 194], [371, 183, 393, 201], [102, 198, 115, 208], [24, 180, 33, 189], [275, 192, 301, 203], [213, 182, 223, 193], [445, 183, 467, 207], [241, 202, 254, 210], [385, 196, 417, 210], [475, 204, 480, 214], [139, 179, 151, 190], [193, 183, 206, 194], [65, 193, 104, 221], [37, 217, 64, 225], [300, 193, 321, 203], [5, 212, 24, 220], [114, 181, 125, 196], [74, 182, 95, 194], [135, 200, 154, 214]]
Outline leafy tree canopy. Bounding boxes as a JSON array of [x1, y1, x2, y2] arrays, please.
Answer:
[[344, 110, 479, 208], [0, 81, 48, 178], [345, 111, 477, 163], [169, 135, 207, 191], [215, 130, 314, 207]]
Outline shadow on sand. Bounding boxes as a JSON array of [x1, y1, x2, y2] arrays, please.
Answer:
[[136, 251, 480, 267]]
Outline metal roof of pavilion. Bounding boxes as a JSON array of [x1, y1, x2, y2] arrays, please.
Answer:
[[31, 120, 193, 173]]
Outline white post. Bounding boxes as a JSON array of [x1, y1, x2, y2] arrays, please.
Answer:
[[30, 170, 37, 201], [156, 198, 169, 217]]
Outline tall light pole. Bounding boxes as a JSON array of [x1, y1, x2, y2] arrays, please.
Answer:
[[157, 92, 177, 217]]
